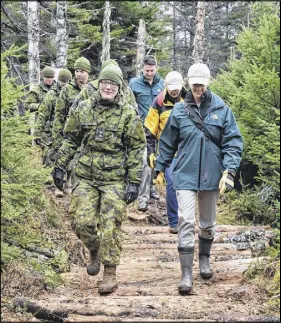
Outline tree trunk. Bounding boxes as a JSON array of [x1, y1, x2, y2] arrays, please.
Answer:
[[192, 1, 206, 63], [100, 1, 111, 64], [27, 1, 40, 87], [136, 19, 146, 77], [56, 1, 68, 68], [172, 4, 176, 70]]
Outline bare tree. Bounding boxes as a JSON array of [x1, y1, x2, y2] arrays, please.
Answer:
[[172, 4, 177, 70], [192, 1, 205, 63], [27, 1, 40, 86], [136, 19, 146, 77], [56, 1, 68, 68], [101, 1, 111, 64]]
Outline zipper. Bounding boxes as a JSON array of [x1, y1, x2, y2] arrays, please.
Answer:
[[198, 137, 203, 190]]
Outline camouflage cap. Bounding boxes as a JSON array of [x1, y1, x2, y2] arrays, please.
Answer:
[[42, 66, 55, 78], [74, 57, 91, 73], [58, 68, 72, 82], [98, 64, 123, 87]]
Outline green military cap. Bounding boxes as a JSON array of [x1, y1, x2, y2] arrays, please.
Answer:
[[58, 68, 73, 82], [101, 59, 119, 71], [74, 57, 91, 73], [42, 66, 55, 78], [98, 65, 123, 88]]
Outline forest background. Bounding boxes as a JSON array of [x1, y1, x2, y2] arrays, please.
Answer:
[[1, 0, 280, 317]]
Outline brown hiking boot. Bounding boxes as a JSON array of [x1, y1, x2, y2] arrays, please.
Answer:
[[98, 265, 117, 295], [86, 250, 100, 276]]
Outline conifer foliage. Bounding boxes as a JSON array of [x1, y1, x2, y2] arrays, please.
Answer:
[[210, 2, 280, 224], [1, 46, 69, 295]]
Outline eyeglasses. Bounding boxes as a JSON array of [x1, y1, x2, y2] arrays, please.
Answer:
[[100, 80, 119, 89]]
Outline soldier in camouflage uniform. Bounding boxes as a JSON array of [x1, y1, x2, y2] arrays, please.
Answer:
[[71, 59, 138, 113], [52, 65, 146, 295], [33, 68, 72, 167], [52, 57, 91, 194], [25, 66, 57, 136]]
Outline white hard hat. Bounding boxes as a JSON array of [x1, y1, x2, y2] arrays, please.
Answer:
[[187, 63, 211, 86], [165, 71, 183, 91]]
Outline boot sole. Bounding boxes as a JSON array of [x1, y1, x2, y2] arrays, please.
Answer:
[[178, 287, 192, 295], [200, 272, 213, 279], [87, 266, 100, 276], [98, 285, 117, 295]]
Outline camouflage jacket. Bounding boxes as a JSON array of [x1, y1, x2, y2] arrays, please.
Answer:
[[56, 91, 146, 185], [33, 83, 63, 142], [70, 79, 138, 113], [52, 78, 85, 147], [25, 80, 57, 113]]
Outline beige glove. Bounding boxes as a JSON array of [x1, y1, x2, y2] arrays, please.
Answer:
[[219, 170, 235, 194]]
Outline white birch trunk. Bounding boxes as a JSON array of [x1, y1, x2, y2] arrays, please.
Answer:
[[192, 1, 206, 63], [101, 1, 111, 64], [56, 1, 68, 68], [172, 5, 177, 70], [136, 19, 146, 77], [27, 1, 40, 87]]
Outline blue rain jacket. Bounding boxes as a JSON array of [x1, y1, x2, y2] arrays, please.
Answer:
[[155, 90, 243, 191], [129, 73, 164, 122]]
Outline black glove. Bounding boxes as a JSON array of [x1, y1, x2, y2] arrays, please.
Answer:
[[124, 183, 139, 205], [34, 138, 41, 146], [51, 167, 64, 191]]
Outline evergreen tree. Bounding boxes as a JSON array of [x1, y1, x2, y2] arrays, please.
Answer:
[[1, 46, 69, 289], [210, 2, 280, 217]]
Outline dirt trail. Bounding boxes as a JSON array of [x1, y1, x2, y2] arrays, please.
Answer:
[[14, 192, 279, 322]]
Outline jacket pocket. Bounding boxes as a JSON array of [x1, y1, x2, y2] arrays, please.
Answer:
[[75, 154, 92, 179], [103, 154, 125, 170]]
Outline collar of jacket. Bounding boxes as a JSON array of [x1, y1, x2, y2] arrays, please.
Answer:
[[40, 80, 57, 91], [163, 88, 184, 106], [92, 90, 123, 108], [141, 72, 162, 86], [184, 89, 212, 109], [70, 77, 84, 90]]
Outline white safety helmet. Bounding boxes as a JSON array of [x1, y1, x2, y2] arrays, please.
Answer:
[[187, 63, 211, 86], [165, 71, 184, 91]]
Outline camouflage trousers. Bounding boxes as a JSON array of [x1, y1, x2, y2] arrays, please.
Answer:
[[42, 145, 58, 167], [68, 178, 127, 266]]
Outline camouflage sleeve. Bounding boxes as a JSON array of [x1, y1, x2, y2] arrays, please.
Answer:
[[124, 108, 146, 185], [25, 91, 40, 112], [69, 86, 88, 114], [127, 87, 139, 111], [33, 91, 53, 138], [52, 87, 68, 147], [55, 106, 83, 171]]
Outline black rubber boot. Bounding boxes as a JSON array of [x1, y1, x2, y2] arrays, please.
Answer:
[[86, 249, 100, 276], [98, 265, 117, 295], [178, 246, 194, 295], [199, 236, 214, 279]]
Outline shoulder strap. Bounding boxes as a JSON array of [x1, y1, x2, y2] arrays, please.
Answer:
[[184, 103, 221, 149]]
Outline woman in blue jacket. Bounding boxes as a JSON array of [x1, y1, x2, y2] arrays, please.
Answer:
[[154, 63, 243, 295]]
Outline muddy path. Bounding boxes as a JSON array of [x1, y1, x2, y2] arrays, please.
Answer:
[[11, 190, 280, 322]]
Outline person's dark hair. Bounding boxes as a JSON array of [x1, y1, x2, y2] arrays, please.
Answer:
[[143, 55, 157, 66]]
